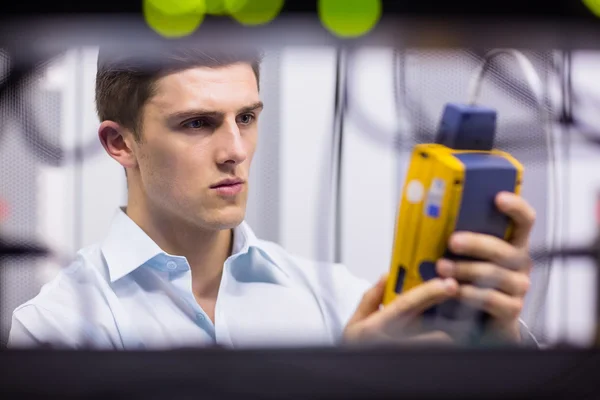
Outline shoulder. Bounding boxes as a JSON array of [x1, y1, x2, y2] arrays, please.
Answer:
[[15, 244, 107, 312], [9, 243, 117, 348], [11, 243, 109, 328], [254, 239, 371, 329]]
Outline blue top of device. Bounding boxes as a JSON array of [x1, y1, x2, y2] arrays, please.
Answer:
[[435, 103, 497, 151]]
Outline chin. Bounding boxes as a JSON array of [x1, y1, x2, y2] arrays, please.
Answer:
[[212, 219, 243, 231], [204, 207, 246, 231]]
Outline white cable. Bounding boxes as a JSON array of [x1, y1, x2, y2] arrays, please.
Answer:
[[467, 49, 557, 345], [468, 49, 544, 106]]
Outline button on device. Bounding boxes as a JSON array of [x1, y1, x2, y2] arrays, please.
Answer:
[[166, 261, 177, 270]]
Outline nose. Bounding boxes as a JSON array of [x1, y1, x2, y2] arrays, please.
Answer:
[[215, 119, 247, 166]]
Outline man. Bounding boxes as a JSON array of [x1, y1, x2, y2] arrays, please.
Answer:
[[8, 47, 537, 349]]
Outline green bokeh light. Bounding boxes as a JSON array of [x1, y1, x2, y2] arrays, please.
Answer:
[[206, 0, 228, 15], [144, 0, 206, 38], [318, 0, 381, 38], [224, 0, 249, 14], [226, 0, 284, 26], [583, 0, 600, 17], [147, 0, 205, 16]]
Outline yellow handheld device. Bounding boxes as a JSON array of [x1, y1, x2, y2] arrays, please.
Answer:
[[383, 103, 524, 341]]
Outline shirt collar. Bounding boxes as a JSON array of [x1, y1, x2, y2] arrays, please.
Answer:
[[100, 208, 262, 282]]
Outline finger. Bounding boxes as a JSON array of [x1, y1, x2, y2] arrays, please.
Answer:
[[389, 330, 455, 348], [347, 274, 388, 325], [374, 278, 458, 332], [436, 259, 531, 297], [409, 330, 453, 343], [346, 330, 453, 347], [449, 232, 531, 270], [496, 192, 536, 248], [458, 285, 524, 321]]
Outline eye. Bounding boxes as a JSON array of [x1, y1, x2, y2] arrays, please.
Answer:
[[183, 119, 207, 129], [237, 113, 255, 125]]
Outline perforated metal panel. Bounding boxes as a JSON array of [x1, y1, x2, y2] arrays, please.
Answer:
[[0, 54, 64, 346], [0, 46, 560, 347]]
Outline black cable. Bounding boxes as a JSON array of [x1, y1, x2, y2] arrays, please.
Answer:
[[543, 51, 560, 346], [313, 48, 345, 289], [558, 50, 573, 344], [549, 52, 600, 146], [333, 47, 346, 264], [347, 48, 567, 160], [0, 58, 63, 165], [344, 49, 600, 156], [312, 47, 348, 338], [0, 48, 102, 348], [0, 51, 107, 166]]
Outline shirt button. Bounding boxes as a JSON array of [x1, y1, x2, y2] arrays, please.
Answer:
[[166, 261, 177, 270], [196, 313, 205, 321]]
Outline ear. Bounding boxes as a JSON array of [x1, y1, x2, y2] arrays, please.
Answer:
[[98, 121, 138, 169]]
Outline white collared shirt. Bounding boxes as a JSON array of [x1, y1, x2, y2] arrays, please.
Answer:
[[8, 209, 371, 349]]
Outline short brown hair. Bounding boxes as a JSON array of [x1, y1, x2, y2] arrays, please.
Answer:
[[95, 46, 262, 141]]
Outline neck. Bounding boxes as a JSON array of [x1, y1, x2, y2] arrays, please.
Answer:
[[126, 186, 232, 298]]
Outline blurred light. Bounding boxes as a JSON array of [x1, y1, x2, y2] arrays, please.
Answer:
[[143, 0, 206, 38], [226, 0, 284, 26], [583, 0, 600, 17], [596, 191, 600, 224], [41, 59, 67, 91], [206, 0, 228, 15], [224, 0, 250, 14], [0, 199, 8, 223], [147, 0, 206, 16], [318, 0, 381, 38]]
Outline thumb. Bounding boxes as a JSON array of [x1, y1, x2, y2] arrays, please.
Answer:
[[347, 274, 388, 325]]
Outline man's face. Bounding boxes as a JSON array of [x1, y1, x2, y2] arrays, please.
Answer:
[[132, 63, 262, 230]]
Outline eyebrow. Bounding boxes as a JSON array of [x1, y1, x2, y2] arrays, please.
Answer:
[[166, 101, 264, 123]]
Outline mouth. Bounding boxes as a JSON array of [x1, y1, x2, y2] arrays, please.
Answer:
[[210, 178, 244, 189], [210, 178, 245, 196]]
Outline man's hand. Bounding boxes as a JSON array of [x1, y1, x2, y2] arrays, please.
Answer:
[[343, 274, 459, 345], [435, 191, 535, 342], [343, 191, 535, 346]]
